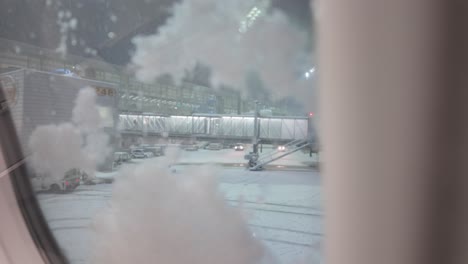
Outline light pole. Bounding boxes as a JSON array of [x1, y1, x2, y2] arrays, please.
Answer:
[[253, 100, 260, 154], [247, 100, 261, 169]]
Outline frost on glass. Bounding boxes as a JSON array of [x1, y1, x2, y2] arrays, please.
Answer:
[[56, 10, 78, 56]]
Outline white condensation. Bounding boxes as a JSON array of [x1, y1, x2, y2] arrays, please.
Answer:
[[68, 18, 78, 30], [92, 162, 266, 264], [110, 14, 118, 22], [130, 0, 314, 104], [28, 87, 110, 182]]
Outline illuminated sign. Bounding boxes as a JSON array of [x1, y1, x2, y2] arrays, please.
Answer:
[[94, 86, 116, 97]]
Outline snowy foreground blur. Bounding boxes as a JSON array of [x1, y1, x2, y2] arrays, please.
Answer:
[[37, 154, 323, 264], [93, 161, 265, 264], [25, 77, 323, 264]]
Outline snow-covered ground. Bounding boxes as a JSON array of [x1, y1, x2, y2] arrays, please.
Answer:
[[37, 151, 323, 264]]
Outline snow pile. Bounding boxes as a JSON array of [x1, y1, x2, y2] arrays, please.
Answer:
[[28, 87, 110, 181], [131, 0, 313, 103], [92, 161, 266, 264]]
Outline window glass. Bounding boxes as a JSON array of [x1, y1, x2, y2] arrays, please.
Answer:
[[0, 0, 321, 263]]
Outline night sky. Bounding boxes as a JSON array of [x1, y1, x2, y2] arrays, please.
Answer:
[[0, 0, 313, 65]]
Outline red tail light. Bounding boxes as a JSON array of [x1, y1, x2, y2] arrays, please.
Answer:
[[65, 181, 69, 186]]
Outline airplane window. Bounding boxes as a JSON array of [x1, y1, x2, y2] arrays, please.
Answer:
[[0, 0, 321, 263]]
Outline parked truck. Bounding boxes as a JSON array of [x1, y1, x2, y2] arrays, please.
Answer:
[[30, 168, 85, 193]]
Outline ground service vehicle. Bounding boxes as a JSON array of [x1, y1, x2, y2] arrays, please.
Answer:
[[113, 152, 131, 167], [206, 143, 222, 150], [277, 145, 286, 152], [31, 168, 82, 193], [131, 149, 146, 158], [234, 143, 245, 151], [143, 146, 164, 156], [182, 142, 199, 151], [185, 145, 199, 151]]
